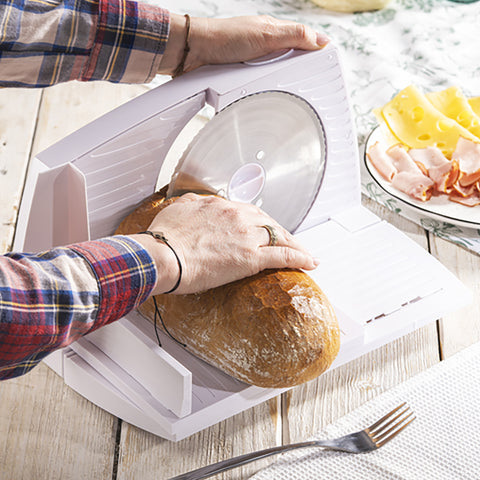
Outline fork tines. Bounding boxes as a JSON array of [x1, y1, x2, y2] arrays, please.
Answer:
[[367, 402, 416, 447]]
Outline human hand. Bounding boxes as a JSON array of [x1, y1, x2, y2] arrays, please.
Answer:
[[137, 194, 319, 295], [159, 14, 329, 76]]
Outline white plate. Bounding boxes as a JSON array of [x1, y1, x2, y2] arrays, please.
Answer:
[[364, 126, 480, 229]]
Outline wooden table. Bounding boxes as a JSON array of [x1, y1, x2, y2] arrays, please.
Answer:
[[0, 81, 479, 480]]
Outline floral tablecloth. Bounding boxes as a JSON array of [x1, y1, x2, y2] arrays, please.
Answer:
[[148, 0, 480, 252]]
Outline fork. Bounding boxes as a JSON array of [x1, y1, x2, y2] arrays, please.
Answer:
[[169, 402, 415, 480]]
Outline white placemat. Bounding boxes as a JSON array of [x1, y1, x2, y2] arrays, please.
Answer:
[[250, 342, 480, 479]]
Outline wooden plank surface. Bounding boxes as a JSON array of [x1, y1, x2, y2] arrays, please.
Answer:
[[116, 399, 280, 479], [430, 235, 480, 359], [0, 88, 41, 253], [0, 366, 120, 480]]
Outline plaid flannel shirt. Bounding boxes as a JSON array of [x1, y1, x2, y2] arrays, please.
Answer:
[[0, 237, 157, 379], [0, 0, 169, 378], [0, 0, 170, 86]]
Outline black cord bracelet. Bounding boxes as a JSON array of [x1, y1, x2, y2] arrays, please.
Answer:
[[138, 230, 182, 294], [172, 14, 191, 78], [152, 296, 187, 348], [138, 230, 187, 349]]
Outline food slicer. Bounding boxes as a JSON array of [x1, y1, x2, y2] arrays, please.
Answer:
[[14, 45, 471, 441]]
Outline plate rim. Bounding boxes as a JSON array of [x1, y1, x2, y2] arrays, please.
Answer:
[[364, 126, 480, 230]]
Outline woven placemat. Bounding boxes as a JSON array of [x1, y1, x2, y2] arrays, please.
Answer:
[[251, 342, 480, 479]]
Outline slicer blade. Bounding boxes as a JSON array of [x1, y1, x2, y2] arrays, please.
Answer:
[[166, 91, 326, 232]]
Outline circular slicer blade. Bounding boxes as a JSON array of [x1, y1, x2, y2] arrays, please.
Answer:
[[167, 91, 326, 232]]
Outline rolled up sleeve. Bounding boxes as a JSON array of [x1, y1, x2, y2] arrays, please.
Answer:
[[0, 0, 170, 87]]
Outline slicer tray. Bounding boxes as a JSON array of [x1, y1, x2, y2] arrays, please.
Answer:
[[50, 206, 469, 441]]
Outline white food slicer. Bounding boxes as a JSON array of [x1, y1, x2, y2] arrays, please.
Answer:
[[14, 45, 471, 441]]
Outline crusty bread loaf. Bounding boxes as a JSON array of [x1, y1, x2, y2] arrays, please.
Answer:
[[116, 188, 340, 388]]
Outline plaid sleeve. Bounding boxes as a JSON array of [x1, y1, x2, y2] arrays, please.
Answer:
[[0, 236, 156, 379], [0, 0, 170, 87]]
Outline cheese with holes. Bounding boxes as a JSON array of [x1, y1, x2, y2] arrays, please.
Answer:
[[469, 97, 480, 117], [426, 86, 480, 139], [377, 85, 479, 158]]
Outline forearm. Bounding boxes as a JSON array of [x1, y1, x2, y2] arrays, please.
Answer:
[[0, 2, 327, 86], [158, 14, 329, 76], [0, 236, 156, 379]]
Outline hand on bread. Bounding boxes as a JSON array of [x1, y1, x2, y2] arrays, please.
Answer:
[[159, 14, 330, 76], [132, 193, 319, 296], [120, 190, 339, 387]]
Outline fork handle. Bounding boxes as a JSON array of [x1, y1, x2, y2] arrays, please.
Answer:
[[168, 440, 325, 480]]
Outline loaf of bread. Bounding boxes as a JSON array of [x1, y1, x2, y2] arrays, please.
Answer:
[[116, 189, 340, 388]]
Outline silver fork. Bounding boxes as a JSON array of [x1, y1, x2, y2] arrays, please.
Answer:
[[169, 402, 415, 480]]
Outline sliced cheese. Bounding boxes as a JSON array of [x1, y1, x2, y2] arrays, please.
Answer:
[[469, 96, 480, 117], [426, 86, 480, 138], [380, 85, 478, 158], [372, 107, 402, 145]]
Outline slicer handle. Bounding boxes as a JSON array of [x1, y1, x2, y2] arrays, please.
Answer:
[[242, 48, 294, 65]]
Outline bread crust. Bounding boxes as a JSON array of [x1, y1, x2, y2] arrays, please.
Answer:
[[116, 189, 340, 388]]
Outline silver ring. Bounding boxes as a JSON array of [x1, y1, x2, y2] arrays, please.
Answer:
[[261, 225, 278, 247]]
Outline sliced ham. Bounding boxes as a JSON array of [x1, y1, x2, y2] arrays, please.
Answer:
[[449, 190, 480, 207], [385, 145, 435, 201], [391, 171, 434, 202], [446, 160, 459, 192], [451, 182, 476, 198], [452, 136, 480, 187], [409, 146, 459, 193], [387, 144, 423, 173], [367, 136, 480, 207], [366, 141, 397, 181]]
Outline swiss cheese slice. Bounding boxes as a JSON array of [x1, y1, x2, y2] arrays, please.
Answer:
[[372, 107, 402, 145], [469, 97, 480, 117], [379, 85, 478, 158], [426, 86, 480, 139]]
